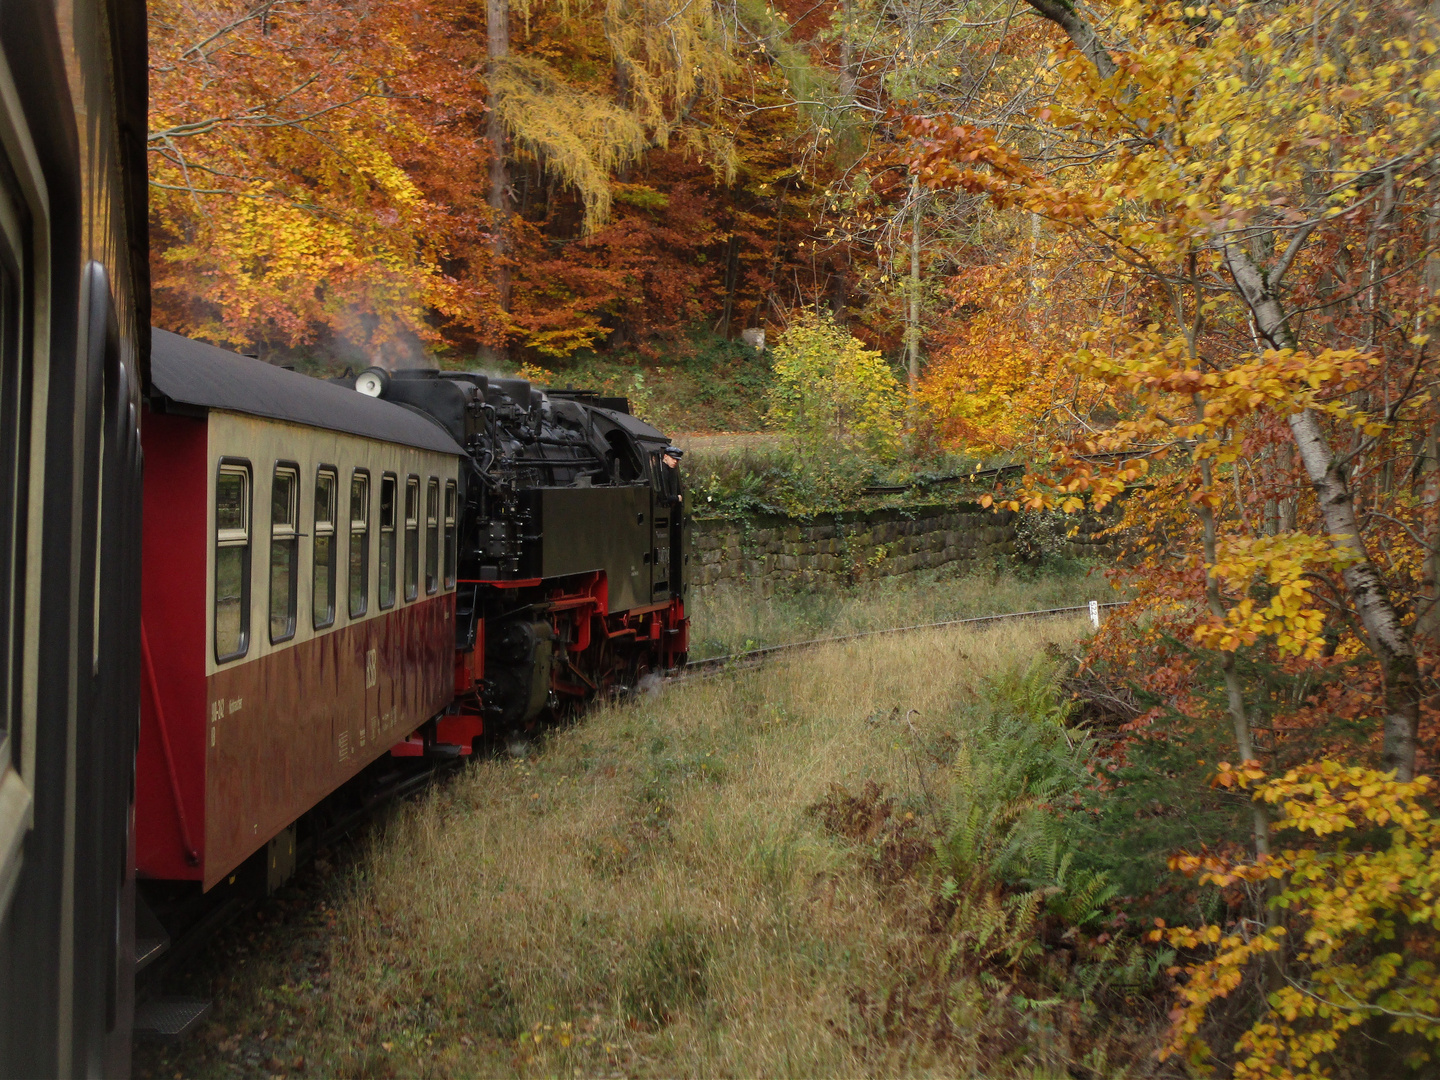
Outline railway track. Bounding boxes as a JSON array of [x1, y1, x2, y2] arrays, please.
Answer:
[[681, 600, 1127, 676]]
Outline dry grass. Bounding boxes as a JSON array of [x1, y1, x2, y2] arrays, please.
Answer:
[[310, 614, 1126, 1078]]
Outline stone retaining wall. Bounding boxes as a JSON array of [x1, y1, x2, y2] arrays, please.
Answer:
[[688, 504, 1113, 596]]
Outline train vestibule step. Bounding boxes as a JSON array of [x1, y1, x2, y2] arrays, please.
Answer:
[[135, 893, 170, 972], [134, 997, 211, 1041]]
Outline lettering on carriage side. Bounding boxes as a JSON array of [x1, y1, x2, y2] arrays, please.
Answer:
[[210, 700, 225, 724], [338, 730, 350, 762], [228, 697, 243, 714], [365, 648, 377, 689], [368, 715, 379, 744]]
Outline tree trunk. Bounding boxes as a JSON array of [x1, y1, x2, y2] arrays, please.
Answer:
[[1226, 242, 1421, 780], [1196, 455, 1271, 860], [715, 230, 741, 337], [1418, 421, 1440, 642], [1022, 0, 1117, 80], [906, 173, 922, 394], [485, 0, 512, 352], [1418, 189, 1440, 643], [838, 0, 856, 101]]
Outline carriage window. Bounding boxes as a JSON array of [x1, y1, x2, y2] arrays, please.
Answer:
[[425, 478, 439, 595], [313, 469, 336, 629], [404, 476, 419, 602], [444, 480, 457, 589], [379, 474, 397, 609], [348, 471, 370, 618], [215, 463, 251, 662], [269, 465, 298, 643]]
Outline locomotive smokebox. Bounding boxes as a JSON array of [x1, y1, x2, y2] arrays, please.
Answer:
[[356, 367, 492, 446]]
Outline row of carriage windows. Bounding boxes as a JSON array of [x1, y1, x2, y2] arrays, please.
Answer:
[[215, 462, 456, 664]]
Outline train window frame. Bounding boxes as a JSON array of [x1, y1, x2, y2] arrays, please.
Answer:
[[312, 467, 337, 630], [403, 475, 419, 603], [0, 175, 27, 865], [0, 53, 47, 916], [651, 450, 681, 505], [378, 472, 397, 610], [425, 477, 439, 595], [348, 470, 370, 620], [214, 460, 253, 664], [268, 463, 299, 644], [443, 480, 457, 589]]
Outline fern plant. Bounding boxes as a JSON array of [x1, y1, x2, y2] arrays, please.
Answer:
[[934, 661, 1116, 969]]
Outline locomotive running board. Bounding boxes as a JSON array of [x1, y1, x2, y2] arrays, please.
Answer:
[[134, 996, 211, 1041]]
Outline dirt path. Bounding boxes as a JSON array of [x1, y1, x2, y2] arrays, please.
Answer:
[[669, 431, 777, 454]]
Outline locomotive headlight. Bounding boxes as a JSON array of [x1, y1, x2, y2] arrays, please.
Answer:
[[355, 366, 389, 398]]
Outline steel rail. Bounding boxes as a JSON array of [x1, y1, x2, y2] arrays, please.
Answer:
[[681, 601, 1128, 676]]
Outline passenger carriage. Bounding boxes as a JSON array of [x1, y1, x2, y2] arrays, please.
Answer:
[[139, 331, 464, 890]]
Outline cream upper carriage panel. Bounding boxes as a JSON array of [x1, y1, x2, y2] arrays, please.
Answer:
[[203, 414, 461, 676], [145, 330, 464, 679]]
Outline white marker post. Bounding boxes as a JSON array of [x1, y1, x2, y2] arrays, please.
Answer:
[[1089, 599, 1100, 630]]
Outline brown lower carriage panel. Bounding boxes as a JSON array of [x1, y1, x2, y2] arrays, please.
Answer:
[[202, 594, 454, 889]]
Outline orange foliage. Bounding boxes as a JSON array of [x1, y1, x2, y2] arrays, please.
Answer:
[[149, 0, 501, 353]]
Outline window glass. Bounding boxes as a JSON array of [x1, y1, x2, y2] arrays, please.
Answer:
[[215, 464, 251, 662], [313, 469, 336, 629], [404, 476, 419, 602], [269, 466, 298, 642], [444, 481, 457, 589], [349, 471, 370, 618], [425, 478, 439, 595], [379, 474, 396, 609]]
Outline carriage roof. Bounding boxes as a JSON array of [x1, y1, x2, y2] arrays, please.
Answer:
[[148, 329, 464, 457]]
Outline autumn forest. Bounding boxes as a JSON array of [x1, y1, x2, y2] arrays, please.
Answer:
[[147, 0, 1440, 1075]]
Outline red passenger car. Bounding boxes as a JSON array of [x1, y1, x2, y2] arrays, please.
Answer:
[[137, 331, 464, 889]]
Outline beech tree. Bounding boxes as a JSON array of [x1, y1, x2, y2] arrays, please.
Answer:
[[908, 0, 1440, 783]]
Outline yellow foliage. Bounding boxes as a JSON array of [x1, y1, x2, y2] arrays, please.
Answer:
[[1194, 534, 1360, 659], [495, 56, 650, 235], [1156, 762, 1440, 1077], [496, 0, 736, 235]]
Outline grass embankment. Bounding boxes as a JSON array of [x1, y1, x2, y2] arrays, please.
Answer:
[[328, 618, 1115, 1078], [135, 570, 1158, 1080]]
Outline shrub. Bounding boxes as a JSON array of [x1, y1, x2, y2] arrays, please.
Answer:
[[936, 663, 1116, 969], [766, 308, 904, 468]]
